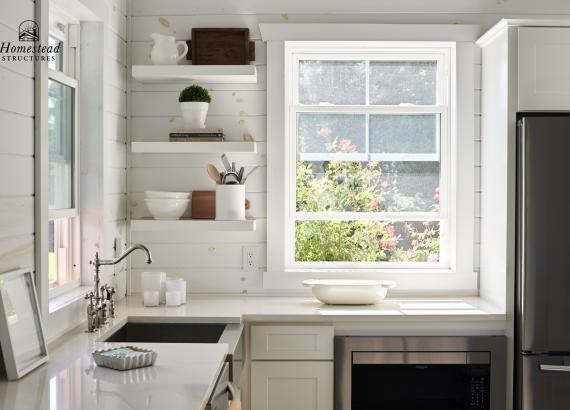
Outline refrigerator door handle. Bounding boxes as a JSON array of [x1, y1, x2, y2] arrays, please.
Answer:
[[539, 364, 570, 373]]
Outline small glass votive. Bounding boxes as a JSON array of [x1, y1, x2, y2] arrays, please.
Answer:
[[165, 291, 181, 307], [166, 278, 187, 304], [143, 291, 159, 307]]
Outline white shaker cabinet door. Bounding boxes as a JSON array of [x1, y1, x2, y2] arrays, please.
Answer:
[[251, 361, 333, 410], [518, 27, 570, 110]]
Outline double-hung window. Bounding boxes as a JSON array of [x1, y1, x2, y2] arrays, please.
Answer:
[[284, 43, 454, 271], [47, 22, 80, 296]]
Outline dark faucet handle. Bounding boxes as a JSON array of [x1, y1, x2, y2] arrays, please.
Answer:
[[106, 286, 115, 300]]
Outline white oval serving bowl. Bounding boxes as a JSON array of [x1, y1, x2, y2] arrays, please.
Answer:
[[145, 198, 190, 220], [144, 190, 191, 199], [302, 279, 397, 305]]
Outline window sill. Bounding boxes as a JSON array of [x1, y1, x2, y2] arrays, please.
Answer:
[[263, 270, 478, 295], [49, 285, 91, 314]]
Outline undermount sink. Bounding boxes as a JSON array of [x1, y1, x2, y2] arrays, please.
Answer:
[[104, 322, 226, 343]]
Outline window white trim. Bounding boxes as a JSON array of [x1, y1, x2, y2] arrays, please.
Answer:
[[47, 67, 79, 223], [284, 42, 452, 271], [259, 24, 481, 42], [265, 27, 475, 293], [47, 59, 81, 298], [35, 0, 50, 318]]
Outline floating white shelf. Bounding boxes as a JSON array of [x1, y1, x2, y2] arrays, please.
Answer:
[[132, 65, 257, 84], [131, 141, 257, 154], [130, 219, 256, 232]]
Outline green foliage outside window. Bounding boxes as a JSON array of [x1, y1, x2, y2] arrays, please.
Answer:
[[295, 133, 440, 263]]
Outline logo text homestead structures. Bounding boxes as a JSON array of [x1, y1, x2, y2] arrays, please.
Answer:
[[1, 20, 60, 62]]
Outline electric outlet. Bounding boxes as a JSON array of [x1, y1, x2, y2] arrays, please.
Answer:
[[243, 246, 259, 272]]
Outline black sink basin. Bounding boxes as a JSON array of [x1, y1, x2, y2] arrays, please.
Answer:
[[104, 322, 226, 343]]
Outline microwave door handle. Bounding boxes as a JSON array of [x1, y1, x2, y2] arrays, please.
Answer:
[[539, 364, 570, 372]]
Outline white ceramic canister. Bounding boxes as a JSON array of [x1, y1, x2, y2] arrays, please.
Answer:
[[141, 272, 166, 304], [215, 184, 245, 221]]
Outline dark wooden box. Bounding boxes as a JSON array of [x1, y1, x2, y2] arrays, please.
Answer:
[[189, 28, 255, 65]]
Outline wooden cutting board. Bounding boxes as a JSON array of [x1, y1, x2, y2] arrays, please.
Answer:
[[189, 28, 255, 65], [191, 191, 216, 219]]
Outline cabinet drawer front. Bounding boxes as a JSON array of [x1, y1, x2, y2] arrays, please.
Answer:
[[518, 27, 570, 110], [251, 325, 334, 360], [251, 361, 334, 410]]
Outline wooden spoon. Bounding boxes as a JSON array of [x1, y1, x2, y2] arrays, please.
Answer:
[[206, 163, 222, 184]]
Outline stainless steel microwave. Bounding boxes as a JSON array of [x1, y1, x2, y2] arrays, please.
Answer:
[[335, 336, 506, 410]]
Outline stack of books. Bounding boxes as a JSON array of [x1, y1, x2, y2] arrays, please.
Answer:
[[169, 128, 224, 142]]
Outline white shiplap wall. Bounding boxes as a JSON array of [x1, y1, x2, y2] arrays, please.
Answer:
[[127, 0, 570, 293], [0, 0, 35, 277], [126, 4, 490, 293], [127, 9, 268, 293], [45, 0, 129, 341], [474, 49, 482, 272], [102, 0, 128, 297]]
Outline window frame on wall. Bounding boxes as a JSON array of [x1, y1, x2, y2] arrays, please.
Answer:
[[285, 44, 452, 270], [47, 20, 81, 298], [263, 32, 476, 292]]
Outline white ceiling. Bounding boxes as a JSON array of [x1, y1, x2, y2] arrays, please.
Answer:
[[132, 0, 570, 15]]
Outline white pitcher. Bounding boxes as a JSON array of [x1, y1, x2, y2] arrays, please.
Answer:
[[150, 33, 188, 65]]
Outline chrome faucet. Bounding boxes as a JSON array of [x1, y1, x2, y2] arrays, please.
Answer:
[[85, 244, 152, 332]]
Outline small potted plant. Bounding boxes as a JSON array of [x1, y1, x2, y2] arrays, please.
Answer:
[[179, 84, 211, 128]]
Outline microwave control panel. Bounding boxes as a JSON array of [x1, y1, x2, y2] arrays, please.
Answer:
[[468, 365, 490, 408]]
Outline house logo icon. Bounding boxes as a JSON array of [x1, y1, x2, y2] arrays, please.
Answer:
[[19, 20, 39, 41]]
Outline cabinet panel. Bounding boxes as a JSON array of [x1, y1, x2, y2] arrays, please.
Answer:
[[251, 361, 333, 410], [519, 27, 570, 110], [251, 325, 333, 360]]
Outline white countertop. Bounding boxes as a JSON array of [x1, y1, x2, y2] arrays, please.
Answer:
[[123, 294, 507, 323], [0, 321, 228, 410], [0, 294, 506, 409]]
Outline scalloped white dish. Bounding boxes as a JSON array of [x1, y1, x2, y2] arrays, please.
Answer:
[[92, 346, 157, 371], [302, 279, 397, 305]]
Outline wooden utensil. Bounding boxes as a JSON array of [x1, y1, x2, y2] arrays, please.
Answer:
[[207, 163, 222, 184]]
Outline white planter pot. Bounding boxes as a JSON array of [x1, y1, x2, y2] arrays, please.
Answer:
[[180, 102, 209, 128]]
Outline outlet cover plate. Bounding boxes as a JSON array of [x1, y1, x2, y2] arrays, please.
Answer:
[[243, 246, 259, 272]]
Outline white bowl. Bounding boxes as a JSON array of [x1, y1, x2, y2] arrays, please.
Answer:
[[144, 190, 191, 199], [302, 279, 396, 305], [145, 198, 190, 220]]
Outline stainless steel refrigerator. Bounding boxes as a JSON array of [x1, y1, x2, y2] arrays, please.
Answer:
[[516, 114, 570, 410]]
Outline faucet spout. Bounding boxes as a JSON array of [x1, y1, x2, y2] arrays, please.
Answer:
[[98, 243, 153, 266]]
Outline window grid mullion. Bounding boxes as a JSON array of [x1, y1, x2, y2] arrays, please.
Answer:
[[290, 49, 450, 268], [293, 212, 446, 221], [365, 60, 370, 158], [293, 104, 446, 114]]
